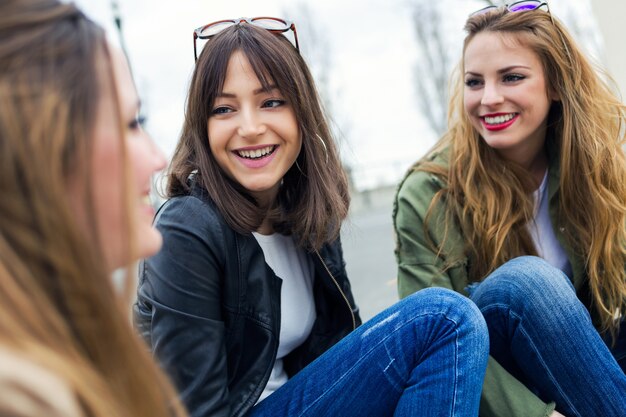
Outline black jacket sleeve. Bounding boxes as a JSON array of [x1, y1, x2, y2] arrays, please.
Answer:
[[134, 196, 231, 417]]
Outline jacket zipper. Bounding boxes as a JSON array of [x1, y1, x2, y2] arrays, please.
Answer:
[[315, 250, 356, 330]]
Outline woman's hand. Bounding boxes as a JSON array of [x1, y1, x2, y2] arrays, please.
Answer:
[[550, 411, 566, 416]]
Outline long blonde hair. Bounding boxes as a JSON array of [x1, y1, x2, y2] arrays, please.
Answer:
[[419, 7, 626, 337], [0, 1, 186, 415]]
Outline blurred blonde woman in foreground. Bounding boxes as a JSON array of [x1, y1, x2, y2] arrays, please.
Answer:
[[0, 0, 187, 416]]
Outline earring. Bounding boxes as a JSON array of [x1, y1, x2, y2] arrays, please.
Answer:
[[295, 158, 307, 177], [316, 133, 329, 164]]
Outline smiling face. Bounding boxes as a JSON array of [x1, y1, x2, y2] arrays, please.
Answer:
[[88, 47, 167, 271], [463, 31, 557, 166], [207, 50, 301, 208]]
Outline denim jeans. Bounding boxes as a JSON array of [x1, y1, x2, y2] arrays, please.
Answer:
[[469, 256, 626, 416], [248, 287, 489, 417]]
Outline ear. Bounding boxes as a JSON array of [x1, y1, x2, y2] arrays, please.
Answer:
[[548, 87, 560, 102]]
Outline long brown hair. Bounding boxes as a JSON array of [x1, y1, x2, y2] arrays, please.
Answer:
[[168, 23, 349, 250], [0, 0, 186, 415], [419, 8, 626, 336]]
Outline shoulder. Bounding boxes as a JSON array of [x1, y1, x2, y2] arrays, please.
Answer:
[[395, 150, 449, 218], [318, 236, 344, 267], [0, 348, 83, 417], [396, 169, 442, 201], [158, 186, 223, 227], [156, 187, 234, 245]]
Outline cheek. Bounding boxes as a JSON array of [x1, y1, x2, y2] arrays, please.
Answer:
[[463, 91, 478, 113], [282, 111, 300, 144], [208, 124, 233, 168], [207, 122, 223, 154], [91, 134, 123, 210], [127, 139, 151, 190], [91, 140, 126, 269]]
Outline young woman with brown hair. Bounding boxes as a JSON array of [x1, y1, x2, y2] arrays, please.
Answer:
[[0, 0, 187, 416], [135, 18, 489, 417], [394, 2, 626, 416]]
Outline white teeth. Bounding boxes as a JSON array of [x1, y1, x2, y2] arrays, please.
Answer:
[[484, 113, 515, 125], [237, 146, 275, 159], [141, 195, 152, 206]]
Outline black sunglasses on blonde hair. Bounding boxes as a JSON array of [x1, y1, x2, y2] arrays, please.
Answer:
[[193, 17, 299, 61]]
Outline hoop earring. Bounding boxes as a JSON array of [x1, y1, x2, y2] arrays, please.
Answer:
[[295, 157, 307, 177], [316, 134, 329, 164]]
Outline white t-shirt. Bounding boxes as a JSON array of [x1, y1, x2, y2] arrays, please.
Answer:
[[252, 232, 316, 403], [528, 170, 572, 277]]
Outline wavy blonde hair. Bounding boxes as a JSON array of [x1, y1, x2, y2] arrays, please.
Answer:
[[0, 1, 186, 415], [419, 7, 626, 337]]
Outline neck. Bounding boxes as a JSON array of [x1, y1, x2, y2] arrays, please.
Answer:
[[527, 152, 548, 189], [496, 140, 548, 190], [256, 217, 274, 235]]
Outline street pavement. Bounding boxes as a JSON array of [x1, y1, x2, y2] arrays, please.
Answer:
[[341, 195, 399, 321]]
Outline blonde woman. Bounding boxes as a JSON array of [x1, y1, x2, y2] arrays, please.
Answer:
[[394, 2, 626, 417], [0, 0, 187, 416]]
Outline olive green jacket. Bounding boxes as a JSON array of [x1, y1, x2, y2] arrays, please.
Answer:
[[393, 149, 589, 417]]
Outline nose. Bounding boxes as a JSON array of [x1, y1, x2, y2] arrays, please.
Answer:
[[147, 135, 167, 172], [481, 82, 504, 107], [237, 107, 267, 139]]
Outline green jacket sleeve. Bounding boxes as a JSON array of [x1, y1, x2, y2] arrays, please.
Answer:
[[393, 169, 556, 417]]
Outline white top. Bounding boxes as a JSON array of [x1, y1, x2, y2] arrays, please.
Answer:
[[252, 232, 316, 402], [528, 170, 572, 277]]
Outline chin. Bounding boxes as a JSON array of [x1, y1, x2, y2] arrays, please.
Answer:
[[136, 227, 163, 260]]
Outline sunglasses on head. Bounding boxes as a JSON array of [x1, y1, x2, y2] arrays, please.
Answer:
[[193, 17, 299, 61], [471, 0, 548, 17], [469, 1, 571, 64]]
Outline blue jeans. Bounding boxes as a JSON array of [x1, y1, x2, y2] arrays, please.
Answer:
[[248, 288, 489, 417], [469, 256, 626, 416]]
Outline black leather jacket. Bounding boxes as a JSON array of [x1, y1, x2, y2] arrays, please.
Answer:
[[134, 185, 361, 417]]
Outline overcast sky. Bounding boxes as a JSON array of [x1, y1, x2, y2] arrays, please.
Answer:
[[74, 0, 600, 191]]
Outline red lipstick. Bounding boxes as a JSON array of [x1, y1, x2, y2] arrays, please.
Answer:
[[481, 113, 519, 131]]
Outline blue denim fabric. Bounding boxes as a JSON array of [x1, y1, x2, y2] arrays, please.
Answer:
[[471, 256, 626, 416], [247, 287, 489, 417]]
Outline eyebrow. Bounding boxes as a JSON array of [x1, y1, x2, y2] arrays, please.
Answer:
[[464, 65, 532, 76], [216, 85, 279, 98]]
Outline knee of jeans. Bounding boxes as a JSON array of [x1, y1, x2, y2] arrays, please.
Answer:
[[471, 256, 576, 312], [404, 287, 488, 336]]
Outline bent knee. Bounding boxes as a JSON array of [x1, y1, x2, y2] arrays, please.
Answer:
[[404, 287, 487, 334], [472, 256, 576, 311]]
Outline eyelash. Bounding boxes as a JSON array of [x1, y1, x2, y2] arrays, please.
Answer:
[[211, 106, 231, 115], [464, 74, 526, 88], [465, 78, 481, 88], [210, 98, 287, 115], [262, 99, 285, 108], [503, 73, 525, 82], [129, 115, 146, 130]]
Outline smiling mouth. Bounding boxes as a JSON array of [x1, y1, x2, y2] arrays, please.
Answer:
[[235, 145, 278, 160], [482, 113, 517, 125]]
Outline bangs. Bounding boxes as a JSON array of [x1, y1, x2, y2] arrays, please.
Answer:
[[202, 24, 300, 108], [239, 38, 294, 96]]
